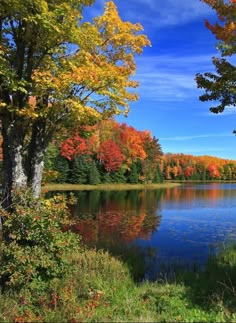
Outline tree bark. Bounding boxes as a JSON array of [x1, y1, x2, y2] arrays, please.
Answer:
[[27, 120, 47, 198], [1, 114, 27, 211]]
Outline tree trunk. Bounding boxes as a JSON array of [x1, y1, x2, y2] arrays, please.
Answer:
[[1, 115, 27, 211], [1, 115, 50, 211], [27, 120, 47, 198]]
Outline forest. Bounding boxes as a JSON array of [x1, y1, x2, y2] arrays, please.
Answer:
[[39, 119, 236, 185]]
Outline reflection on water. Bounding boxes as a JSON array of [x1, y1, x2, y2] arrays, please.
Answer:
[[69, 190, 162, 244], [137, 183, 236, 279], [50, 183, 236, 280]]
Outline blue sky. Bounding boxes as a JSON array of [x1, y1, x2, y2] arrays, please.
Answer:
[[84, 0, 236, 160]]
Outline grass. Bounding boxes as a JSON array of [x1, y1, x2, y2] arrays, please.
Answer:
[[2, 185, 236, 322], [43, 182, 181, 192], [1, 244, 236, 322]]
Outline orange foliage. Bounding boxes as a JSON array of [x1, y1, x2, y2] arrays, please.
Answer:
[[59, 119, 162, 174], [60, 132, 90, 160], [119, 123, 147, 165], [202, 0, 236, 44], [163, 153, 236, 180]]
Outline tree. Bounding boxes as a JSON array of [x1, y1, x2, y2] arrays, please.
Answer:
[[207, 163, 221, 179], [70, 155, 90, 184], [119, 123, 147, 166], [142, 134, 163, 183], [97, 139, 124, 172], [196, 0, 236, 120], [53, 154, 70, 183], [154, 164, 163, 183], [184, 166, 195, 179], [0, 0, 150, 210], [111, 168, 127, 183], [60, 132, 90, 161], [128, 163, 139, 183], [88, 160, 101, 185]]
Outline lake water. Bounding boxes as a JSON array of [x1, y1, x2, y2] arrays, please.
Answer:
[[56, 183, 236, 279]]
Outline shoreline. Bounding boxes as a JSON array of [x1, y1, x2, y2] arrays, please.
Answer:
[[42, 182, 181, 191]]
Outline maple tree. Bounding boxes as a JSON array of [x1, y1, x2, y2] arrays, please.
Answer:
[[184, 165, 195, 179], [0, 0, 150, 210], [97, 139, 124, 172], [119, 123, 147, 166], [60, 132, 90, 161], [196, 0, 236, 119], [207, 163, 221, 179]]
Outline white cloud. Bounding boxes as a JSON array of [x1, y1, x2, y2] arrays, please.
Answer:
[[134, 54, 215, 102], [118, 0, 215, 28], [149, 0, 214, 27], [203, 105, 236, 117], [160, 133, 233, 141], [83, 0, 215, 28]]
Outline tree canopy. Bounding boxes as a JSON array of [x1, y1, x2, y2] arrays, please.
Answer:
[[0, 0, 150, 206], [196, 0, 236, 116]]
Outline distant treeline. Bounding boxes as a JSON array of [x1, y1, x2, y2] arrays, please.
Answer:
[[43, 119, 163, 184], [162, 153, 236, 181], [41, 120, 236, 184]]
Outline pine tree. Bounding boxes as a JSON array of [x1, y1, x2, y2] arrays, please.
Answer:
[[70, 155, 90, 184], [102, 172, 113, 183], [128, 163, 139, 183], [54, 154, 70, 183], [154, 165, 164, 183], [88, 161, 101, 185], [111, 168, 127, 183]]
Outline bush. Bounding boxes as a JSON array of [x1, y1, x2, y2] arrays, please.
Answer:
[[0, 190, 80, 292]]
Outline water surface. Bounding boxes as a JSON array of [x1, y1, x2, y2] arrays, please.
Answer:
[[60, 183, 236, 279]]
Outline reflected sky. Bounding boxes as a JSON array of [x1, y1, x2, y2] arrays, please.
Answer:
[[55, 183, 236, 279], [135, 183, 236, 278]]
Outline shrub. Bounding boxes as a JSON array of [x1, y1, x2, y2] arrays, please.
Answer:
[[0, 190, 80, 292]]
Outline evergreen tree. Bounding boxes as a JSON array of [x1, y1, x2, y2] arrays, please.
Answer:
[[44, 144, 59, 172], [111, 168, 127, 183], [102, 172, 113, 183], [154, 164, 163, 183], [201, 171, 206, 181], [54, 154, 70, 183], [70, 155, 90, 184], [128, 163, 139, 183], [88, 161, 101, 185]]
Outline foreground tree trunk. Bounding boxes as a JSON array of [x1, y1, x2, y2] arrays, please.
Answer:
[[27, 120, 48, 198], [1, 117, 49, 209], [1, 114, 27, 210]]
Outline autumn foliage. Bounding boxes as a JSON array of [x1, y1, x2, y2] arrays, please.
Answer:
[[97, 139, 124, 172], [60, 133, 90, 161], [40, 119, 236, 184], [196, 0, 236, 116], [162, 153, 236, 180], [55, 119, 163, 184]]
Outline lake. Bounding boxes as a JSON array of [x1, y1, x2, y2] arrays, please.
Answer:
[[54, 183, 236, 280]]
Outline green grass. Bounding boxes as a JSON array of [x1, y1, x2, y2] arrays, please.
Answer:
[[1, 244, 236, 322], [43, 182, 181, 192]]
